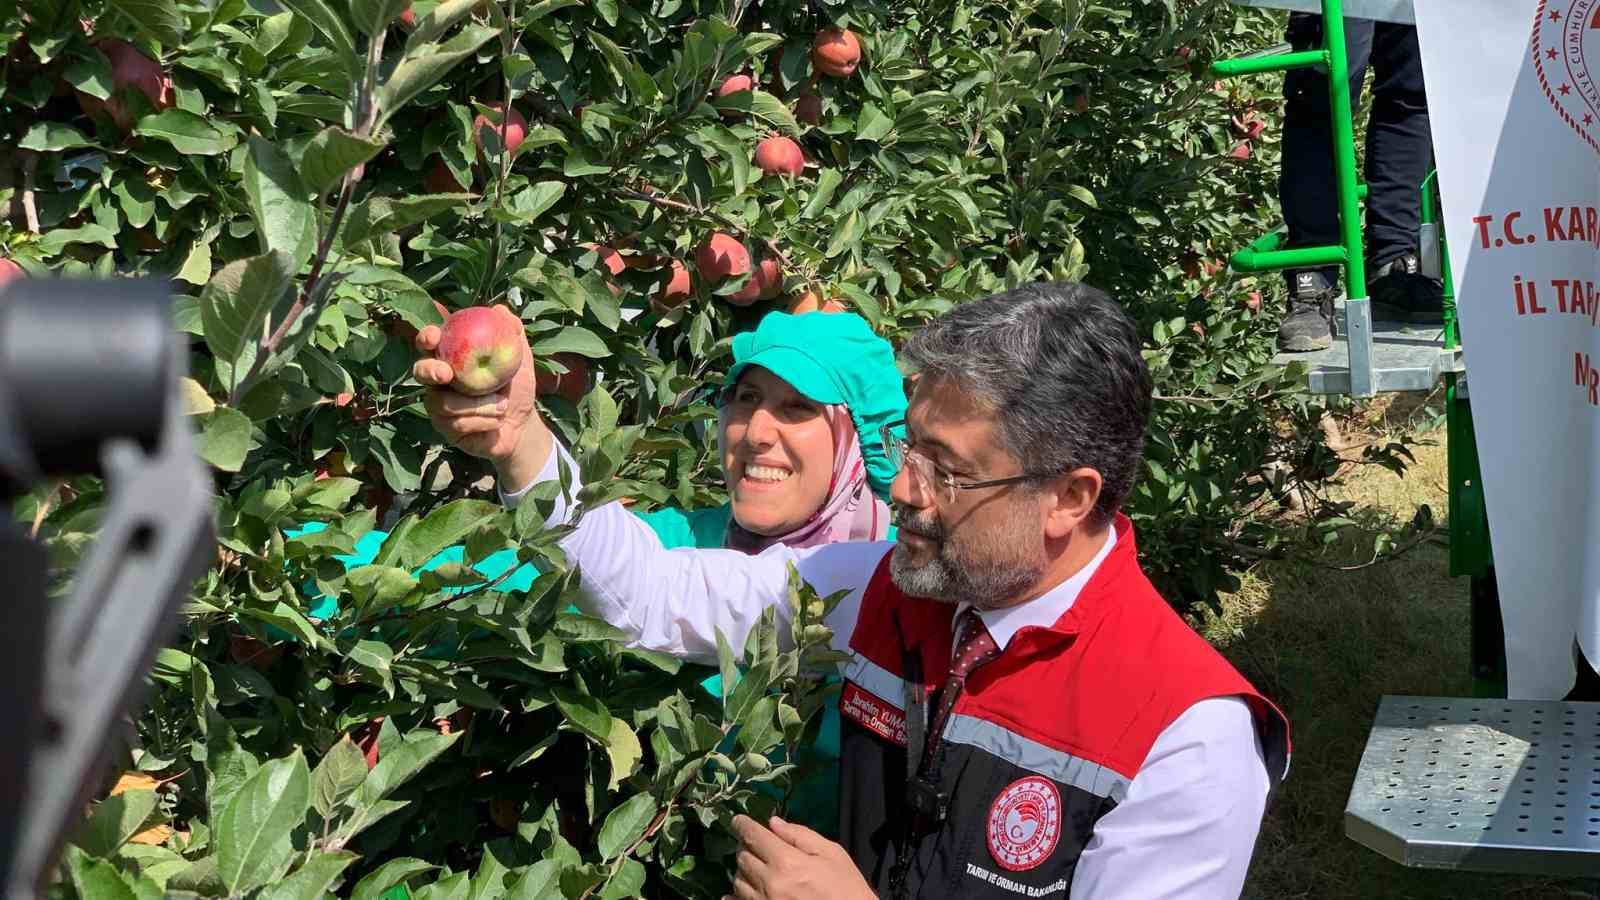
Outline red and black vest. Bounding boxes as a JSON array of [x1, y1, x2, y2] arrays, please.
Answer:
[[835, 515, 1291, 899]]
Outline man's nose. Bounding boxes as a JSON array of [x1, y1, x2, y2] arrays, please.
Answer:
[[890, 463, 925, 509]]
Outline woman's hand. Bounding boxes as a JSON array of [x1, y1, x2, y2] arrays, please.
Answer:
[[412, 309, 552, 492]]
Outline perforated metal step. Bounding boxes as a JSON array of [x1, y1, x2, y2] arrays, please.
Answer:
[[1346, 695, 1600, 875], [1273, 298, 1461, 395]]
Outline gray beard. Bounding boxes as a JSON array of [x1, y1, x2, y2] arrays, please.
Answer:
[[888, 535, 1043, 610]]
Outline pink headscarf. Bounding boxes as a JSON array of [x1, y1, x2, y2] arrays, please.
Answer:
[[723, 404, 892, 554]]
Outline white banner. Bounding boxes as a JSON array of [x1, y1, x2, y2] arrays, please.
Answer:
[[1415, 0, 1600, 698]]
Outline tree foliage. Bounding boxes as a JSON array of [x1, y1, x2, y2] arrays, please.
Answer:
[[1, 0, 1382, 894]]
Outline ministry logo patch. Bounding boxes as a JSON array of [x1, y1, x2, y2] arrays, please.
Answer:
[[1534, 0, 1600, 155], [986, 776, 1062, 872]]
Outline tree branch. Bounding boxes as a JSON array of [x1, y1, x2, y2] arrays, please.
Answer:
[[615, 188, 793, 271]]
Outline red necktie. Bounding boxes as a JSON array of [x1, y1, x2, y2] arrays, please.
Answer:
[[921, 608, 1000, 771]]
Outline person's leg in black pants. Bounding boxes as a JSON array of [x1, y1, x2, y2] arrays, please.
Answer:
[[1363, 22, 1441, 322], [1277, 15, 1375, 351]]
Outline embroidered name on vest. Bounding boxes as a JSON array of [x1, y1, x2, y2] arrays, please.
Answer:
[[840, 682, 907, 745]]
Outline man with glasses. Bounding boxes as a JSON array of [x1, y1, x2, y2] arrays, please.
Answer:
[[415, 281, 1290, 900]]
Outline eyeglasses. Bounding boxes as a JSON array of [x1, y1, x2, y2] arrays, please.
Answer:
[[878, 420, 1051, 504]]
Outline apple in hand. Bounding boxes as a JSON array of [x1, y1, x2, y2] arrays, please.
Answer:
[[436, 306, 525, 396]]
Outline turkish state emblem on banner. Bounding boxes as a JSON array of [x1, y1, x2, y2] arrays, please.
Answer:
[[1534, 0, 1600, 153]]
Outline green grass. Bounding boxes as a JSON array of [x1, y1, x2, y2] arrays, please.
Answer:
[[1201, 414, 1600, 900]]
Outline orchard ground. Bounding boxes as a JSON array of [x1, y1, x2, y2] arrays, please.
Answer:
[[1215, 395, 1599, 899]]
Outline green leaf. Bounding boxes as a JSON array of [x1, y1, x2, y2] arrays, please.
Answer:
[[200, 250, 294, 390], [748, 90, 801, 136], [596, 792, 657, 860], [34, 224, 118, 255], [134, 109, 237, 155], [715, 629, 738, 700], [735, 696, 780, 752], [19, 121, 96, 151], [352, 859, 437, 900], [198, 407, 253, 472], [604, 717, 642, 791], [504, 860, 560, 900], [63, 46, 114, 100], [356, 730, 460, 807], [215, 749, 311, 895], [342, 195, 472, 246], [104, 0, 186, 46], [256, 852, 357, 900], [1066, 184, 1098, 208], [76, 790, 160, 857], [502, 180, 566, 222], [407, 0, 484, 47], [400, 500, 504, 568], [531, 325, 609, 359], [377, 25, 500, 126], [553, 686, 613, 742], [274, 0, 358, 60], [309, 736, 368, 819], [299, 127, 387, 195], [349, 639, 396, 696], [563, 146, 611, 177], [245, 136, 318, 268], [351, 0, 411, 33], [240, 601, 330, 650], [65, 848, 159, 900], [802, 168, 843, 219], [855, 103, 895, 142]]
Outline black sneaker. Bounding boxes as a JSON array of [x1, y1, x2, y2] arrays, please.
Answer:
[[1368, 253, 1444, 325], [1277, 270, 1336, 352]]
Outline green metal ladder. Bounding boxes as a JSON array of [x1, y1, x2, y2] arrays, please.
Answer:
[[1213, 0, 1501, 696]]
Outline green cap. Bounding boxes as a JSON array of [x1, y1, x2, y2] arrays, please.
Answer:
[[726, 311, 906, 500]]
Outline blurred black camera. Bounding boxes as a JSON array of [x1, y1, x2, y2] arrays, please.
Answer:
[[0, 277, 215, 900]]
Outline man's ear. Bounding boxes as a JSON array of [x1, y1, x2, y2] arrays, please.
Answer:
[[1042, 467, 1102, 540]]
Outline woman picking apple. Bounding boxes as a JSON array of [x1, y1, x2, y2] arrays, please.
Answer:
[[292, 307, 907, 835]]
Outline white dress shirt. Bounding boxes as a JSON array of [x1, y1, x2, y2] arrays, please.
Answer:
[[506, 442, 1270, 899]]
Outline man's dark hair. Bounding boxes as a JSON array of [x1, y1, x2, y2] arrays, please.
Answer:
[[902, 281, 1153, 524]]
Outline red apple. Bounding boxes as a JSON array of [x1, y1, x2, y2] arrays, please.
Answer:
[[812, 28, 862, 78], [586, 243, 627, 277], [437, 306, 525, 395], [399, 3, 416, 26], [1244, 291, 1263, 313], [228, 631, 284, 671], [729, 258, 783, 305], [714, 74, 754, 119], [653, 260, 693, 311], [536, 352, 590, 404], [473, 102, 527, 161], [754, 135, 804, 178], [0, 258, 23, 290], [695, 232, 750, 283], [76, 39, 172, 132], [790, 290, 846, 314], [1228, 141, 1251, 161], [424, 157, 467, 193], [354, 718, 383, 770]]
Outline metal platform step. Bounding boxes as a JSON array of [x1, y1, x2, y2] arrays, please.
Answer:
[[1346, 695, 1600, 876], [1274, 298, 1462, 395]]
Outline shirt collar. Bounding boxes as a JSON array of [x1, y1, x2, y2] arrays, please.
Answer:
[[954, 525, 1118, 651]]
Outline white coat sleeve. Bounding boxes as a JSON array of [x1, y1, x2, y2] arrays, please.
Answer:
[[500, 440, 889, 668], [1068, 696, 1271, 900]]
